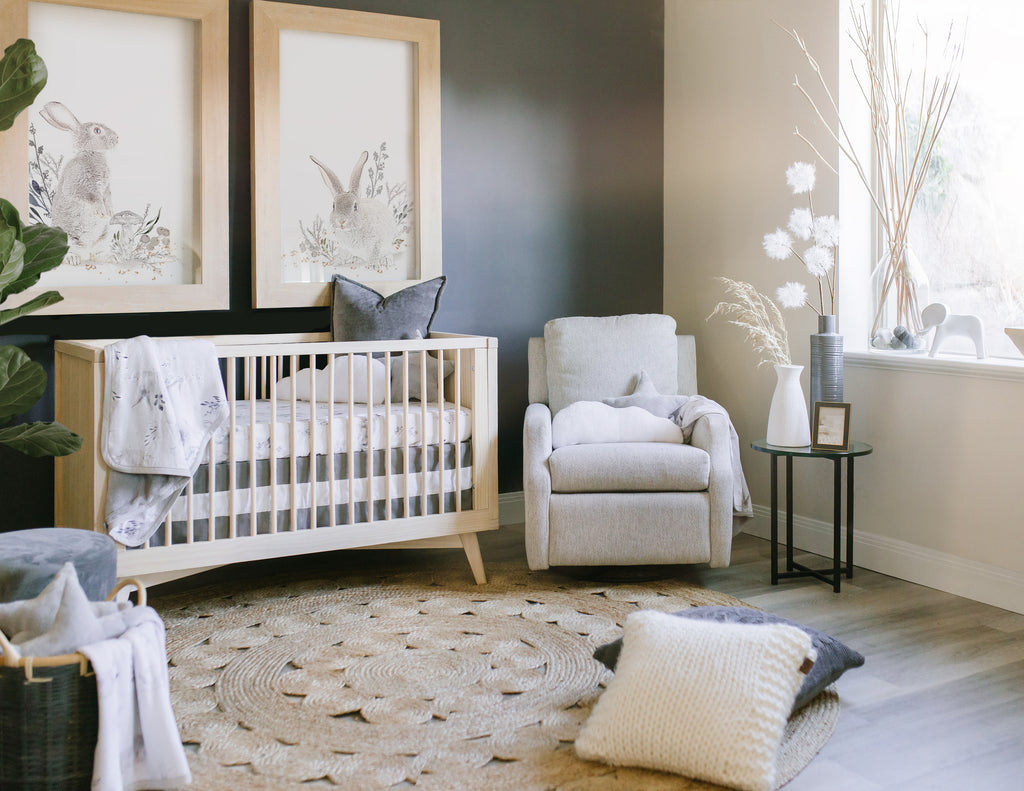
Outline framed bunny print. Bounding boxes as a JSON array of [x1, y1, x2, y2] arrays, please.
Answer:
[[0, 0, 229, 313], [251, 1, 441, 309]]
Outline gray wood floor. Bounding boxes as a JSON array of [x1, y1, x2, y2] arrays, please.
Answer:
[[152, 525, 1024, 790]]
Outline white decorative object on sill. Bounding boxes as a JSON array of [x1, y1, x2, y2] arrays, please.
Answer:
[[766, 364, 810, 448], [921, 302, 986, 359]]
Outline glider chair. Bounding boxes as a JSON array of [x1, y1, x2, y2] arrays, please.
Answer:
[[523, 314, 735, 571]]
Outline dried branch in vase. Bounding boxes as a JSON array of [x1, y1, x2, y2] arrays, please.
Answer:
[[780, 2, 963, 337]]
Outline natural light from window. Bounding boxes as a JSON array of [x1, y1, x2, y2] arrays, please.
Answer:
[[894, 0, 1024, 359]]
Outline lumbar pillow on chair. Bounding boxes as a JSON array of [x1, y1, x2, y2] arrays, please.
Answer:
[[551, 401, 683, 448], [593, 605, 864, 713], [575, 610, 816, 791]]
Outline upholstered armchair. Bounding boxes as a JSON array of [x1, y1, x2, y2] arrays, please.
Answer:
[[523, 314, 736, 570]]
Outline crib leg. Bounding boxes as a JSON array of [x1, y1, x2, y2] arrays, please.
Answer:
[[460, 533, 486, 585]]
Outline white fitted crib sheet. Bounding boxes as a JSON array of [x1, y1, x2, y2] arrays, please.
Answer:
[[209, 400, 473, 463]]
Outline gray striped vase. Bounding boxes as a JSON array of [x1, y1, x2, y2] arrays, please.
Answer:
[[810, 314, 843, 407]]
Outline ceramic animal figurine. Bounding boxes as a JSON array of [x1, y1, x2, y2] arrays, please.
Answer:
[[310, 152, 402, 270], [38, 101, 118, 252], [920, 302, 986, 359]]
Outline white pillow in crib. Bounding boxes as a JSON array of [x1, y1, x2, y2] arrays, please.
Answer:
[[390, 351, 455, 403], [551, 401, 683, 449], [276, 355, 387, 404]]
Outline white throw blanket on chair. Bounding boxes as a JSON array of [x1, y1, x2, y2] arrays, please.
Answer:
[[102, 335, 229, 546], [669, 396, 754, 518]]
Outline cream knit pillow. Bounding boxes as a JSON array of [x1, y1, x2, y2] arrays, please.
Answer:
[[575, 610, 816, 791]]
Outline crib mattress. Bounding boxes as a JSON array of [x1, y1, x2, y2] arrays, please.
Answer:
[[210, 399, 472, 463]]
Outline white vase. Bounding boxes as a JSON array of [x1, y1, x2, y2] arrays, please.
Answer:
[[766, 364, 811, 447]]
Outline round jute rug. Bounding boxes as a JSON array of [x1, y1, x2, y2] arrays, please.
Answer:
[[156, 562, 839, 791]]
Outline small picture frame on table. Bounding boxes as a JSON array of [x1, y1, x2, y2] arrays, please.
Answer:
[[811, 402, 851, 451]]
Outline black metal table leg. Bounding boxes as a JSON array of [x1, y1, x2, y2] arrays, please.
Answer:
[[833, 457, 842, 592], [786, 455, 794, 571], [770, 454, 779, 585], [847, 457, 855, 578]]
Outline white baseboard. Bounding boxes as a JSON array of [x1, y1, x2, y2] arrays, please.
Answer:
[[746, 505, 1024, 615], [498, 490, 1024, 614]]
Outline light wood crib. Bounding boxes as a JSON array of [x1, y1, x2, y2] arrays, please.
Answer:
[[53, 332, 499, 587]]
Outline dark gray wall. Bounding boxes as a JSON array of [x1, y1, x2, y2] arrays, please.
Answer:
[[2, 0, 664, 530]]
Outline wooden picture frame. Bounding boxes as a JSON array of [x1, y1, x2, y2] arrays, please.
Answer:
[[0, 0, 230, 314], [251, 1, 441, 309], [811, 401, 852, 451]]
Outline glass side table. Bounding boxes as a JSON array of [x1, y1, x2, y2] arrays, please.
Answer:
[[750, 439, 873, 593]]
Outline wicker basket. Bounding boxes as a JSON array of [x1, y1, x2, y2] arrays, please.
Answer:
[[0, 578, 145, 791]]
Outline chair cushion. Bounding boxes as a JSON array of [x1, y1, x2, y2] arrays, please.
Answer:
[[544, 315, 679, 415], [549, 442, 710, 493]]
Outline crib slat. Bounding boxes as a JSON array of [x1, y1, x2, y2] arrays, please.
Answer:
[[289, 353, 298, 532], [436, 343, 445, 516], [364, 351, 374, 526], [383, 351, 391, 522], [453, 348, 462, 512], [269, 356, 278, 536], [309, 359, 318, 530], [347, 354, 356, 526], [207, 401, 216, 541], [327, 353, 336, 527], [400, 352, 411, 519], [185, 476, 195, 542], [420, 350, 428, 518], [249, 356, 258, 539], [228, 356, 238, 540]]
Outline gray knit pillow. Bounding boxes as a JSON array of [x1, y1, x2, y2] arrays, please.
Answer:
[[593, 606, 864, 712]]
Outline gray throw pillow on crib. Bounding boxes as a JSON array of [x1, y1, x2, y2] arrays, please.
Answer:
[[593, 606, 864, 713], [331, 275, 446, 342]]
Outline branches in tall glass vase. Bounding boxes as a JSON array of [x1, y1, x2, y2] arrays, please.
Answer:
[[779, 2, 963, 337]]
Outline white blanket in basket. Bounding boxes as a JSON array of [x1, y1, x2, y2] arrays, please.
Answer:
[[102, 336, 229, 546]]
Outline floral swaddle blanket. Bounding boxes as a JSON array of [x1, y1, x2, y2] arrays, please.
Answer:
[[102, 335, 229, 546]]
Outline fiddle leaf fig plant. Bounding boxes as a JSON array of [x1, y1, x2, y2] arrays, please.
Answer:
[[0, 39, 80, 458]]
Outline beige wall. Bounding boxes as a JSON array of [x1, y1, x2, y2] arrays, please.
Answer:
[[665, 0, 1024, 613]]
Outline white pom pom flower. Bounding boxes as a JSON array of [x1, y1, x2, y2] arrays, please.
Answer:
[[803, 245, 834, 278], [785, 162, 816, 194], [812, 215, 840, 248], [788, 208, 813, 241], [762, 229, 793, 260], [776, 281, 808, 310]]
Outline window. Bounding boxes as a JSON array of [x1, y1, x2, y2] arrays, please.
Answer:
[[889, 0, 1024, 359]]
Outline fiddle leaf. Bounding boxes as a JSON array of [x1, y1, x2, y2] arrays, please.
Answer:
[[0, 39, 47, 132]]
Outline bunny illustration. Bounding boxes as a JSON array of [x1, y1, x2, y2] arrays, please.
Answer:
[[310, 152, 402, 270], [38, 101, 118, 251]]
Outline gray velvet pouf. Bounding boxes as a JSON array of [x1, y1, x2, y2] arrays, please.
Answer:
[[0, 528, 117, 602]]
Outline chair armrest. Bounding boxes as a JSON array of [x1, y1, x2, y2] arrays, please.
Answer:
[[689, 412, 734, 567], [523, 402, 553, 570]]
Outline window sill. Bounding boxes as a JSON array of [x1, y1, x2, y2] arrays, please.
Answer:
[[844, 349, 1024, 383]]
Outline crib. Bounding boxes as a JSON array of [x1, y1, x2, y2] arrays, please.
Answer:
[[52, 332, 499, 586]]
